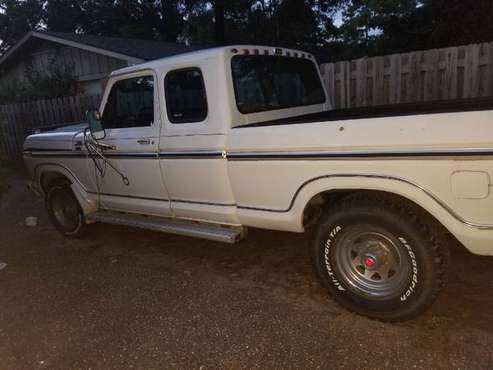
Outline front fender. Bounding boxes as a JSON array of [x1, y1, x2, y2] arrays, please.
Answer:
[[34, 163, 97, 215]]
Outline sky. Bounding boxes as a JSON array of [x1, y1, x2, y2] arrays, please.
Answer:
[[333, 9, 344, 28]]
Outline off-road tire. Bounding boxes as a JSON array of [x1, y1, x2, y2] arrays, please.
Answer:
[[311, 194, 449, 321], [46, 180, 86, 238]]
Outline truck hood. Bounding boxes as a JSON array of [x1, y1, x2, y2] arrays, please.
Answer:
[[23, 123, 87, 151]]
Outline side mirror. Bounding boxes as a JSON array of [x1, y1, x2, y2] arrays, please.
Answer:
[[86, 109, 105, 140]]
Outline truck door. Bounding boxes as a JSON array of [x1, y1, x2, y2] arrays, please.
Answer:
[[159, 65, 239, 224], [94, 71, 172, 216]]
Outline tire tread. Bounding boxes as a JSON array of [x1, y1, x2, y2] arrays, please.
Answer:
[[311, 192, 449, 321]]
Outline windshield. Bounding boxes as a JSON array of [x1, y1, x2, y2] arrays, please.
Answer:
[[231, 55, 326, 114]]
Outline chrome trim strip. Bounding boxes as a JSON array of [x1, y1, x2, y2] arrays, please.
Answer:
[[237, 173, 493, 230], [27, 150, 224, 159], [228, 147, 493, 160], [87, 191, 169, 202], [28, 151, 86, 158], [87, 191, 235, 207], [159, 151, 224, 159], [105, 152, 158, 159], [172, 198, 236, 207], [27, 147, 493, 160]]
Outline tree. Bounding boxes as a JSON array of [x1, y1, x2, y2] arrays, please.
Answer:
[[45, 0, 84, 33], [416, 0, 493, 49], [76, 0, 160, 39], [337, 0, 420, 58], [276, 0, 322, 48], [180, 0, 339, 49], [158, 0, 184, 42], [0, 0, 43, 53], [2, 0, 491, 63], [212, 0, 225, 45]]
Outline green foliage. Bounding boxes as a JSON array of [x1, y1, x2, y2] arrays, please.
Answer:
[[415, 0, 493, 49], [337, 0, 421, 58], [0, 0, 44, 54], [336, 0, 493, 59], [45, 0, 85, 33], [1, 0, 493, 62]]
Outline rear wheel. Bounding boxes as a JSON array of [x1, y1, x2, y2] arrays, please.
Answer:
[[311, 194, 448, 321], [46, 180, 86, 238]]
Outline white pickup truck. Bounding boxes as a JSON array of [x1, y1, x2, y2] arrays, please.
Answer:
[[23, 46, 493, 321]]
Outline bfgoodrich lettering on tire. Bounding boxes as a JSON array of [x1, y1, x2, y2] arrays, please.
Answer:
[[311, 194, 448, 321]]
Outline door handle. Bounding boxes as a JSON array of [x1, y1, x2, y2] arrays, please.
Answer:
[[137, 139, 151, 145]]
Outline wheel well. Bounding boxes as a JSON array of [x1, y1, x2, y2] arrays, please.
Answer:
[[302, 190, 352, 229], [40, 172, 72, 194], [302, 189, 449, 238]]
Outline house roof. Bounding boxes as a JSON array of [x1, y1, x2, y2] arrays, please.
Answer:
[[0, 31, 200, 69], [42, 32, 199, 61]]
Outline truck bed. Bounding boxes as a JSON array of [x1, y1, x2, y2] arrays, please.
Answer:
[[239, 98, 493, 128]]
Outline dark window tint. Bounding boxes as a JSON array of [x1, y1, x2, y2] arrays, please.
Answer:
[[165, 68, 207, 123], [102, 76, 154, 129], [231, 55, 326, 114]]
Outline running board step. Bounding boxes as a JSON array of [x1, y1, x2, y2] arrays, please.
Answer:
[[86, 211, 246, 244]]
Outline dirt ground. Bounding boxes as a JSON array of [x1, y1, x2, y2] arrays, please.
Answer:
[[0, 168, 493, 369]]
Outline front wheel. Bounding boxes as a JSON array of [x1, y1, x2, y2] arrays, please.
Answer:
[[46, 180, 86, 238], [311, 194, 448, 321]]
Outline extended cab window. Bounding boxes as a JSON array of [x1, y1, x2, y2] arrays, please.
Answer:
[[165, 68, 208, 123], [231, 55, 326, 114], [102, 76, 154, 129]]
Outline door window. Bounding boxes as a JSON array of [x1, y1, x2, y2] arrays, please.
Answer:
[[102, 76, 154, 129], [164, 68, 208, 123]]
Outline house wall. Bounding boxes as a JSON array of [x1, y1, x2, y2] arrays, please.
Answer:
[[0, 39, 129, 96]]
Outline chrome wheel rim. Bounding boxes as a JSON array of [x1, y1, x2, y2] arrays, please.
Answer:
[[333, 225, 411, 300], [51, 189, 80, 232]]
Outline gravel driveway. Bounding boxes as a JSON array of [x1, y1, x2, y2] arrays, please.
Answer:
[[0, 170, 492, 369]]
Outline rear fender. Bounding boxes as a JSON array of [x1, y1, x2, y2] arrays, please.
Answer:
[[287, 174, 493, 255], [292, 174, 473, 231]]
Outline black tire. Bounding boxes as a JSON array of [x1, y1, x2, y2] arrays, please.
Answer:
[[46, 180, 86, 238], [311, 194, 448, 321]]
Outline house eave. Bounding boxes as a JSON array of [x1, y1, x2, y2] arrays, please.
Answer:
[[0, 31, 145, 70]]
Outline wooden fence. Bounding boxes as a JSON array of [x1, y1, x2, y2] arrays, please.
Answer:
[[0, 94, 100, 160], [320, 41, 493, 109]]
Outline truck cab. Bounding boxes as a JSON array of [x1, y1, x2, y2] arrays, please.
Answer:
[[71, 46, 328, 225]]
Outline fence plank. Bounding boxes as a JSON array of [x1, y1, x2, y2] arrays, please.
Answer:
[[321, 41, 493, 108], [0, 94, 101, 160]]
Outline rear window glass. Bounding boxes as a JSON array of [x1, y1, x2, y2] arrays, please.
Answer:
[[231, 55, 326, 114]]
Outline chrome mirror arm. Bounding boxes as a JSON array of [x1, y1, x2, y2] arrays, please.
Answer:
[[83, 128, 129, 186], [94, 141, 116, 151]]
